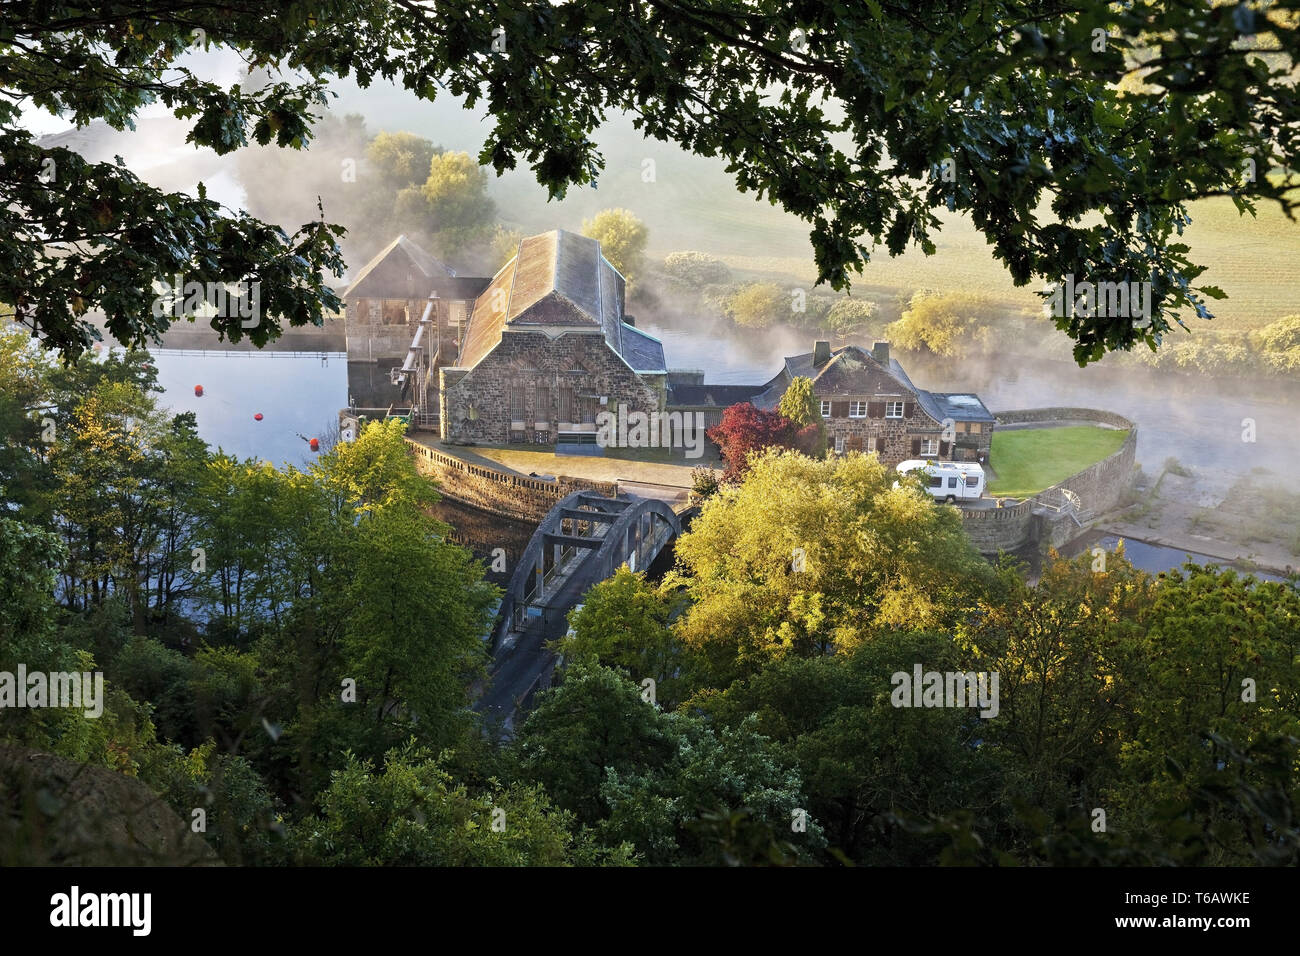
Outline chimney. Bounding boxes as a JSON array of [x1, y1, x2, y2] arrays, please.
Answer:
[[813, 340, 831, 367], [872, 341, 890, 366]]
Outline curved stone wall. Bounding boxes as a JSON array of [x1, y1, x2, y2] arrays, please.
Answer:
[[962, 408, 1138, 554]]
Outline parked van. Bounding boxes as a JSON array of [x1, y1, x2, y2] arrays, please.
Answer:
[[896, 459, 985, 503]]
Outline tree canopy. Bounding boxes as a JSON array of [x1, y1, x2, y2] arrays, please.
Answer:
[[8, 1, 1297, 363]]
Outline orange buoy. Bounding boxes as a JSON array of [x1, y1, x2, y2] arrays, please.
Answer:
[[194, 385, 204, 397], [254, 413, 263, 421], [309, 438, 320, 452]]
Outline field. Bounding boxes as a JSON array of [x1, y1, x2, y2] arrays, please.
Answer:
[[988, 426, 1131, 498]]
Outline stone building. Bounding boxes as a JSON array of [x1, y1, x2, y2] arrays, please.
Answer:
[[342, 234, 491, 366], [439, 229, 667, 446], [749, 341, 994, 465]]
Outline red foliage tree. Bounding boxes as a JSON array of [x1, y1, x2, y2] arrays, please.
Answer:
[[707, 402, 797, 481]]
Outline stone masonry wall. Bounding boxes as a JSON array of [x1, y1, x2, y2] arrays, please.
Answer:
[[407, 440, 618, 521], [440, 329, 660, 445], [958, 498, 1036, 553], [960, 408, 1138, 554]]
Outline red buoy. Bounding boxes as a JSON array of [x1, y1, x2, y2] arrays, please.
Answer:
[[194, 385, 204, 397], [254, 413, 263, 421], [309, 438, 320, 452]]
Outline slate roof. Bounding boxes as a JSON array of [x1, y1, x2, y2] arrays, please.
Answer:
[[666, 383, 768, 408], [750, 345, 992, 423], [916, 392, 996, 423], [342, 235, 456, 299], [619, 324, 668, 374], [456, 229, 644, 372]]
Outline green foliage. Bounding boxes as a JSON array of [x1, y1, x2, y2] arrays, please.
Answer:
[[416, 151, 497, 255], [298, 741, 619, 866], [366, 131, 442, 191], [561, 567, 689, 708], [662, 251, 731, 286], [515, 664, 821, 865], [887, 291, 1002, 357], [582, 208, 649, 285], [690, 465, 720, 499], [668, 450, 993, 683], [726, 282, 789, 329], [824, 298, 879, 337]]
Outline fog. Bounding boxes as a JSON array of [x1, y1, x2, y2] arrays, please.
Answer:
[[27, 56, 1300, 562]]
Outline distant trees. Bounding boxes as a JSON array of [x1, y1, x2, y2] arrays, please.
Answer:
[[662, 251, 731, 287], [237, 117, 499, 272], [366, 132, 442, 190], [582, 209, 649, 285], [825, 299, 879, 337], [726, 282, 788, 329], [887, 291, 1002, 357]]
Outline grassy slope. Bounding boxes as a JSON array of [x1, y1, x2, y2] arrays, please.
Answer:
[[333, 80, 1299, 330], [989, 426, 1131, 497]]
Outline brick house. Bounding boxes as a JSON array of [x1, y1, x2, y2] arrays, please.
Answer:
[[439, 229, 667, 446], [751, 341, 994, 465]]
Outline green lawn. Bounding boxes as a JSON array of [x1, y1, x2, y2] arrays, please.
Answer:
[[988, 426, 1130, 497]]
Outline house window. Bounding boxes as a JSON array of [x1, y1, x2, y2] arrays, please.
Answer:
[[535, 385, 551, 419], [510, 388, 526, 421], [886, 401, 905, 419], [920, 438, 939, 457], [849, 401, 867, 418], [967, 422, 981, 434], [820, 400, 832, 418], [834, 434, 845, 455]]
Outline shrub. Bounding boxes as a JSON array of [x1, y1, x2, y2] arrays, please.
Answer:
[[662, 251, 731, 286]]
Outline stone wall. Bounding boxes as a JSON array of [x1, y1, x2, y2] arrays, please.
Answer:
[[961, 407, 1138, 554], [995, 407, 1134, 429], [407, 440, 618, 521], [959, 498, 1036, 553], [440, 329, 660, 445]]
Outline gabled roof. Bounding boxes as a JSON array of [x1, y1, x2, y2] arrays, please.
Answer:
[[751, 345, 992, 423], [456, 229, 635, 371], [342, 235, 456, 299]]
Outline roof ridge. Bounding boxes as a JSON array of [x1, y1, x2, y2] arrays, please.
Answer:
[[504, 237, 524, 320]]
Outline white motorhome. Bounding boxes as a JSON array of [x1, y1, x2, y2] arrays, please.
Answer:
[[896, 459, 985, 503]]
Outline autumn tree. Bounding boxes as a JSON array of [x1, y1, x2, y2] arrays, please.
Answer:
[[706, 402, 797, 482], [887, 291, 1004, 358], [668, 450, 993, 686]]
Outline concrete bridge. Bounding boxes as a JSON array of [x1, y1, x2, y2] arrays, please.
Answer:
[[474, 490, 682, 734]]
